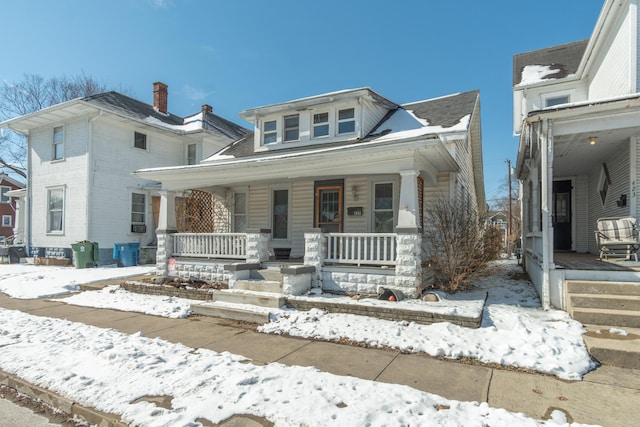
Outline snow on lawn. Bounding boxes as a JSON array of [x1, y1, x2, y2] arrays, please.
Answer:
[[0, 308, 591, 426], [0, 264, 155, 299], [0, 259, 597, 381], [259, 260, 597, 381]]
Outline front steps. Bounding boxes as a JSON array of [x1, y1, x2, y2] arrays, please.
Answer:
[[567, 279, 640, 369], [191, 267, 284, 324]]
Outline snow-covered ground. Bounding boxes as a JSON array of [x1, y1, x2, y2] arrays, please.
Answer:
[[0, 260, 599, 425]]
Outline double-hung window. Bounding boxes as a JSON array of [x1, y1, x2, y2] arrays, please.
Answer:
[[187, 143, 197, 165], [131, 193, 146, 232], [373, 182, 394, 233], [53, 126, 64, 160], [2, 215, 11, 227], [313, 112, 329, 138], [284, 114, 299, 142], [47, 187, 64, 233], [0, 186, 10, 203], [263, 120, 277, 144], [233, 192, 247, 232], [338, 108, 355, 134]]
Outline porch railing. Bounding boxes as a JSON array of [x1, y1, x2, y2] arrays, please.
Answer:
[[325, 233, 397, 266], [172, 233, 247, 259]]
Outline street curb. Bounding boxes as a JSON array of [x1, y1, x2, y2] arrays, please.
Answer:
[[0, 369, 127, 427]]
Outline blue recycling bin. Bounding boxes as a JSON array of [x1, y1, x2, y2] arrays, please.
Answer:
[[113, 243, 139, 267]]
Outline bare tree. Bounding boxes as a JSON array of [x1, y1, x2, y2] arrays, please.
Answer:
[[423, 195, 498, 293], [0, 73, 112, 178]]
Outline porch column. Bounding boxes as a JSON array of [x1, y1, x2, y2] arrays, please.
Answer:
[[246, 229, 271, 263], [397, 170, 420, 228], [304, 228, 325, 289], [394, 227, 422, 292], [156, 190, 177, 278], [11, 191, 26, 244]]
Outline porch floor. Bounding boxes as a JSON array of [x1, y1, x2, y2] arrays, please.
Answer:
[[554, 252, 640, 271]]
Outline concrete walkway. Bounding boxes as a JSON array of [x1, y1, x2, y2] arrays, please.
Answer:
[[1, 293, 639, 426]]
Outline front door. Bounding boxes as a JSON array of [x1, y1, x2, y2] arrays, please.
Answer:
[[315, 183, 343, 232], [553, 180, 572, 251]]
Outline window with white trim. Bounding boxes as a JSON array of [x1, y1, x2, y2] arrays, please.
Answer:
[[313, 112, 329, 138], [284, 114, 299, 142], [373, 182, 394, 233], [131, 193, 146, 232], [233, 192, 247, 232], [2, 215, 11, 227], [338, 108, 355, 134], [47, 187, 64, 233], [53, 126, 64, 160], [545, 95, 569, 107], [187, 143, 197, 165], [0, 186, 10, 203], [263, 120, 277, 144]]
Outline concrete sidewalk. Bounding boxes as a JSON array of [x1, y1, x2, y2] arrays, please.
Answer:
[[1, 293, 639, 426]]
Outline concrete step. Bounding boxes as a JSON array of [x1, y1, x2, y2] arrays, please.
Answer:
[[572, 307, 640, 329], [235, 279, 283, 293], [210, 289, 284, 308], [249, 268, 283, 282], [582, 324, 640, 370], [570, 293, 640, 311], [566, 280, 640, 296], [191, 301, 271, 324]]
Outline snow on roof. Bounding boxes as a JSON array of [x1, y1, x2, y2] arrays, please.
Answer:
[[371, 109, 470, 143], [518, 65, 570, 86]]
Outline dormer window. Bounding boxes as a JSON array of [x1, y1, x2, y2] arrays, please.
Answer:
[[284, 114, 299, 142], [263, 120, 277, 144], [313, 112, 329, 138], [545, 95, 569, 107], [338, 108, 355, 134]]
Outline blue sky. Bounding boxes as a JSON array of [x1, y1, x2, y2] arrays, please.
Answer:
[[1, 0, 603, 204]]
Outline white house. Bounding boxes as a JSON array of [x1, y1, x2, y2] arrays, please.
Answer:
[[513, 0, 640, 310], [0, 82, 247, 264], [134, 87, 485, 297]]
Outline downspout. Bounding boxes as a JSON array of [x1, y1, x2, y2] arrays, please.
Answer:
[[540, 119, 552, 310], [87, 110, 102, 240], [26, 130, 32, 254]]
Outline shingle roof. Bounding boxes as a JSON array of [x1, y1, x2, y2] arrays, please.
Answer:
[[513, 39, 589, 86], [82, 92, 247, 138], [400, 90, 479, 129], [209, 90, 479, 161], [82, 92, 184, 126]]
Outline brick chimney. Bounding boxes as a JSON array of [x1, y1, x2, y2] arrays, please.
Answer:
[[153, 82, 168, 113], [202, 104, 213, 113]]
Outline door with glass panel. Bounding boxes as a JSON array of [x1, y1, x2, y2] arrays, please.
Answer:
[[315, 185, 343, 232]]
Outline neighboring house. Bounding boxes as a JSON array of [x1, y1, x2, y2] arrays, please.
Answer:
[[135, 87, 485, 296], [513, 0, 640, 309], [0, 174, 24, 243], [0, 82, 247, 263], [487, 210, 508, 249]]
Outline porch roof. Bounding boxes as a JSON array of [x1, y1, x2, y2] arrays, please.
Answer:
[[516, 93, 640, 178]]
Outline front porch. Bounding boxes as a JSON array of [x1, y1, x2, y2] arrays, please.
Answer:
[[156, 228, 422, 297]]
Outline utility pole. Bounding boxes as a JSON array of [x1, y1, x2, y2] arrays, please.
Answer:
[[506, 159, 512, 253]]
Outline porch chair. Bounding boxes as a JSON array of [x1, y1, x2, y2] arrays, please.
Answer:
[[594, 217, 640, 261]]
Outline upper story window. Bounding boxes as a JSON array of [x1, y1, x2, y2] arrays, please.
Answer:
[[338, 108, 355, 134], [313, 112, 329, 138], [2, 215, 11, 227], [52, 126, 64, 160], [545, 95, 569, 107], [134, 132, 147, 150], [263, 120, 277, 144], [0, 186, 10, 203], [187, 143, 197, 165], [284, 114, 299, 142]]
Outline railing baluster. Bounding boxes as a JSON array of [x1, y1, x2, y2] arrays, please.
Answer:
[[324, 233, 397, 266]]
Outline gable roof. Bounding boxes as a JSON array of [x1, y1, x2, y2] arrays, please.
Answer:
[[208, 90, 479, 162], [512, 39, 589, 86], [0, 173, 25, 189]]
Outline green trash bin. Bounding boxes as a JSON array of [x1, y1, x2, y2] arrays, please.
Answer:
[[71, 241, 99, 268]]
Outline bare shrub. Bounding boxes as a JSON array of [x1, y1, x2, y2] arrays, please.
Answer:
[[423, 196, 494, 293]]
